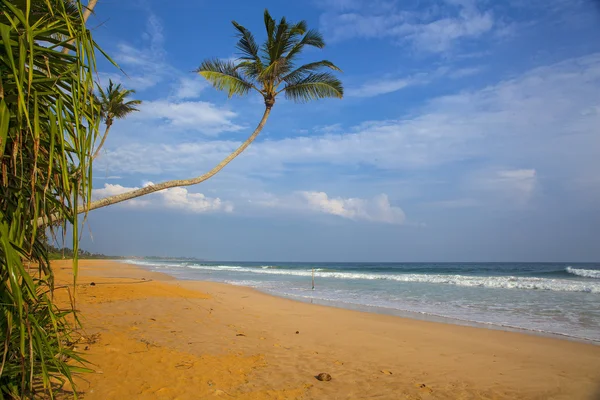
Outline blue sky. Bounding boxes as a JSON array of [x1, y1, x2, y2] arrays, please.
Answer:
[[79, 0, 600, 261]]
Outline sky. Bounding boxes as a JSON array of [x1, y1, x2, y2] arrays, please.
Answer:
[[77, 0, 600, 262]]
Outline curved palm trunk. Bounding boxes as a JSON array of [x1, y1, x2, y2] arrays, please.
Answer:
[[61, 0, 98, 55], [92, 121, 112, 160], [49, 106, 270, 223], [37, 106, 271, 226], [85, 106, 271, 211]]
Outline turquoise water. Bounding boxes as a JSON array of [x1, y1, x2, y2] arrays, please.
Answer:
[[124, 260, 600, 342]]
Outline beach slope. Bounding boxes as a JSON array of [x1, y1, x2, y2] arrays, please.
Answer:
[[53, 260, 600, 399]]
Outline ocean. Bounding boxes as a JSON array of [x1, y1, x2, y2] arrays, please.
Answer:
[[124, 260, 600, 342]]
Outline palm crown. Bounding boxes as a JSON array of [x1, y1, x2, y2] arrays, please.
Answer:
[[197, 9, 343, 108], [92, 80, 141, 160], [96, 80, 141, 126]]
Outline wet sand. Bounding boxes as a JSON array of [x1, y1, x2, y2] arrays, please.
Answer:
[[53, 260, 600, 399]]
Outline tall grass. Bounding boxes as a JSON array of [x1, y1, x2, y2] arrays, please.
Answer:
[[0, 0, 105, 397]]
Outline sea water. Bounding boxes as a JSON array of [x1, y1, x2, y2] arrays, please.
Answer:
[[123, 260, 600, 342]]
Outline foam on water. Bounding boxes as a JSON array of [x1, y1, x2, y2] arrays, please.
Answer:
[[121, 259, 600, 342], [566, 266, 600, 279], [126, 261, 600, 293]]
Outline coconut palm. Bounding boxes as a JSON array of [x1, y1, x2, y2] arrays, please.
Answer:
[[92, 80, 141, 160], [82, 9, 343, 212]]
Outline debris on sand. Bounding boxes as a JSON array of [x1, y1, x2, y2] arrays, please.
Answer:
[[316, 373, 332, 381]]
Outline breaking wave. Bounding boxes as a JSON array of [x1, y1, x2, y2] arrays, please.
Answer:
[[566, 267, 600, 279], [125, 260, 600, 293]]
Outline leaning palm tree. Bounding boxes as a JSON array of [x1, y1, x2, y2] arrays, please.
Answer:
[[82, 9, 343, 212], [92, 80, 141, 160]]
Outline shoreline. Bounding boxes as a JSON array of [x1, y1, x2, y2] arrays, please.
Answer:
[[122, 259, 600, 345], [270, 291, 600, 345], [54, 259, 600, 399]]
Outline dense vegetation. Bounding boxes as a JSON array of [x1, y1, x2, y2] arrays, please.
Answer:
[[0, 0, 102, 397], [45, 245, 120, 260]]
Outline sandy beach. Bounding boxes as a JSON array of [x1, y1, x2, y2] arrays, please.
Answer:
[[53, 260, 600, 399]]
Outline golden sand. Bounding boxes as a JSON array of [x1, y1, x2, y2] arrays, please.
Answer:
[[53, 260, 600, 399]]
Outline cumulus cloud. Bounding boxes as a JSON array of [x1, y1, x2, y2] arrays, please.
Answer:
[[251, 191, 405, 224], [301, 192, 405, 223], [92, 183, 233, 214]]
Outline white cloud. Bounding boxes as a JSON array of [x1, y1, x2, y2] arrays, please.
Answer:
[[173, 77, 207, 100], [301, 192, 405, 223], [348, 66, 479, 98], [401, 9, 494, 53], [449, 66, 483, 78], [99, 14, 177, 92], [251, 191, 405, 224], [319, 0, 495, 53], [97, 53, 600, 202], [134, 100, 243, 135], [348, 74, 427, 97], [92, 183, 233, 214], [144, 13, 165, 55]]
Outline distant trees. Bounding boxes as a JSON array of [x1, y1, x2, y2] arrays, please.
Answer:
[[44, 244, 117, 260]]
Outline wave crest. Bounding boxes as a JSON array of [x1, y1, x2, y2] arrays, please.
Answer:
[[127, 261, 600, 294], [566, 267, 600, 279]]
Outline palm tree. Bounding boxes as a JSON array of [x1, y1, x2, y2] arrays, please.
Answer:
[[81, 9, 343, 212], [92, 80, 141, 160]]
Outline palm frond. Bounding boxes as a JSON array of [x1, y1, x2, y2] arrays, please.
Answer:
[[258, 57, 292, 84], [197, 59, 256, 97], [289, 20, 307, 36], [233, 60, 262, 81], [111, 99, 142, 119], [263, 9, 276, 56], [199, 9, 343, 104], [282, 72, 344, 102], [232, 21, 260, 62], [267, 16, 289, 62], [286, 29, 325, 63], [281, 60, 341, 84]]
